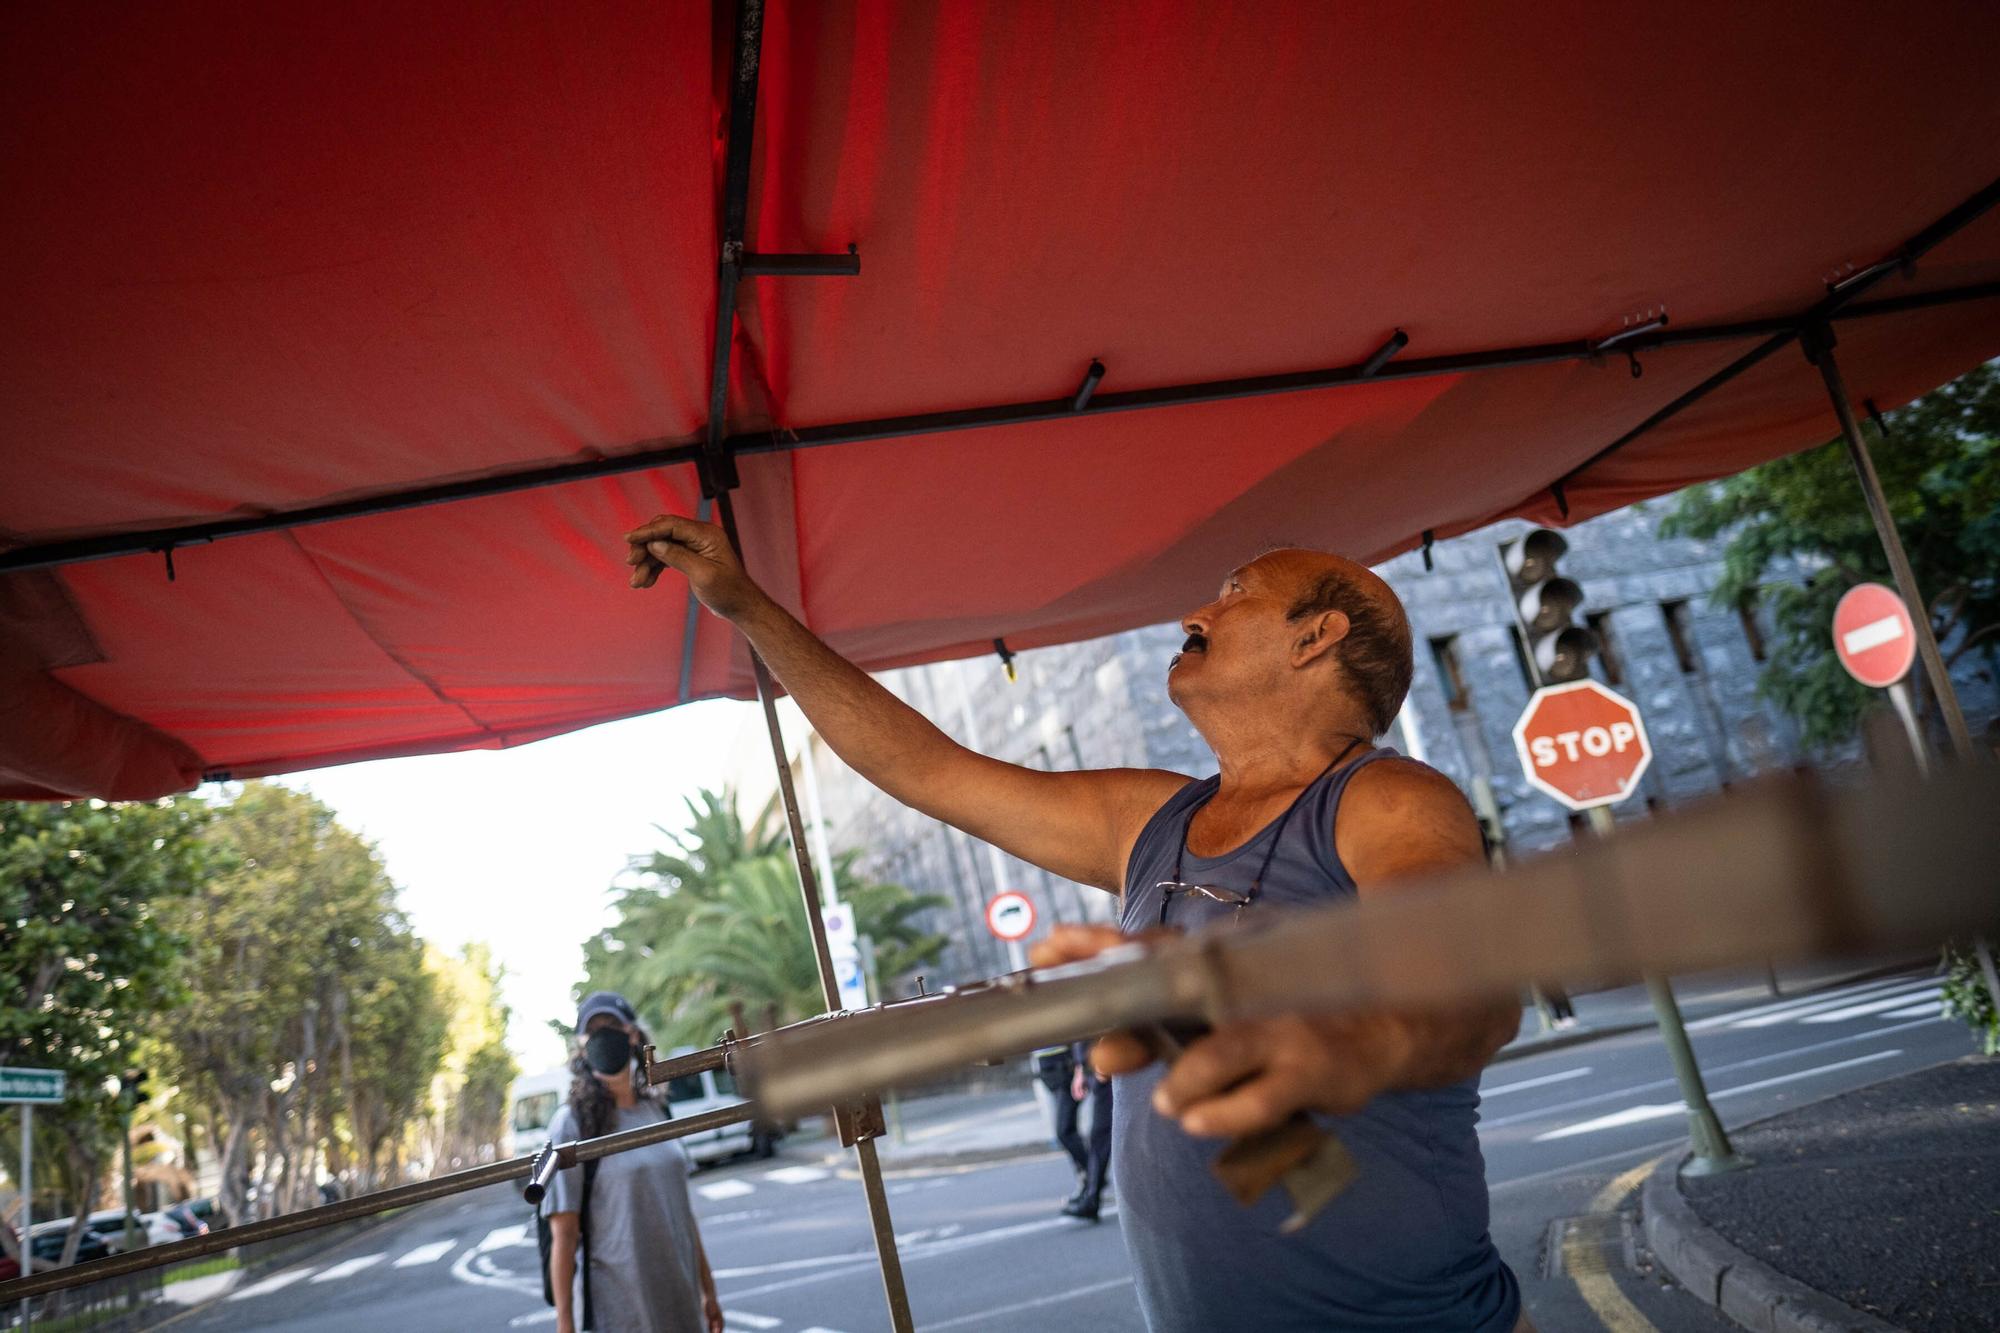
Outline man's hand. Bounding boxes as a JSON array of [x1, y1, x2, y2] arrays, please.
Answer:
[[624, 513, 762, 619], [1032, 924, 1495, 1140], [1070, 1063, 1088, 1102], [702, 1288, 725, 1333]]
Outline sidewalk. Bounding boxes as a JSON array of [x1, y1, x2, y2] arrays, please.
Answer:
[[1645, 1055, 1999, 1333]]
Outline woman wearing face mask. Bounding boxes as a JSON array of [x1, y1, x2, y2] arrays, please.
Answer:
[[542, 991, 725, 1333]]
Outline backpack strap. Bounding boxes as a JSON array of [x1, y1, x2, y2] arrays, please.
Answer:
[[578, 1157, 599, 1331]]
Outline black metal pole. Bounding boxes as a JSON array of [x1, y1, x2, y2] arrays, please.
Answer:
[[0, 1104, 755, 1306], [5, 277, 1998, 577]]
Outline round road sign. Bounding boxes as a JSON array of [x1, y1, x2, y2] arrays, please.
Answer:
[[1511, 679, 1653, 811], [1832, 582, 1916, 689], [985, 891, 1036, 942]]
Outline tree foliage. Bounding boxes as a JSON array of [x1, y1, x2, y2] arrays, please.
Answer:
[[578, 789, 948, 1048], [1662, 361, 2000, 747], [0, 797, 208, 1267], [158, 783, 448, 1222]]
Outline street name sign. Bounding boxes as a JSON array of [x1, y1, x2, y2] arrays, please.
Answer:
[[1832, 582, 1916, 689], [985, 891, 1036, 942], [0, 1066, 64, 1104], [1512, 679, 1653, 810]]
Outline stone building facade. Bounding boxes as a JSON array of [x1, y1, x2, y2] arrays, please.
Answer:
[[786, 499, 1998, 992]]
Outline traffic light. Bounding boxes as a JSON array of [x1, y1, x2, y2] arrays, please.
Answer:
[[119, 1069, 151, 1109], [1499, 529, 1597, 685]]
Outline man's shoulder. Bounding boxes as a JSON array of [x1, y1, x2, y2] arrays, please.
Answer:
[[1344, 754, 1471, 814]]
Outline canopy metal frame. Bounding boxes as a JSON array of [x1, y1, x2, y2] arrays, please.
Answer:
[[6, 2, 2000, 1322]]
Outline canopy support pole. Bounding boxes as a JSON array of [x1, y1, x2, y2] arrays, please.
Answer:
[[700, 3, 912, 1327], [1799, 322, 1974, 759]]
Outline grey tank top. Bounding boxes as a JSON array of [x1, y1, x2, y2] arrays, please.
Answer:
[[1115, 749, 1520, 1332]]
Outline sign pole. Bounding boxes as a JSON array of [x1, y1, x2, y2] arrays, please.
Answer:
[[1584, 806, 1744, 1175], [1804, 325, 1975, 759], [19, 1103, 30, 1333], [1885, 679, 1932, 779]]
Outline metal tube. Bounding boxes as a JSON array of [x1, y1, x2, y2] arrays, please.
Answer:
[[708, 486, 916, 1333], [19, 1103, 30, 1333], [5, 278, 1999, 577], [1641, 972, 1746, 1176], [1808, 332, 1976, 759], [0, 1103, 755, 1306]]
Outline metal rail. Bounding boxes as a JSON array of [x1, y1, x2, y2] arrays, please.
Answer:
[[1, 274, 1995, 575], [0, 1103, 755, 1306]]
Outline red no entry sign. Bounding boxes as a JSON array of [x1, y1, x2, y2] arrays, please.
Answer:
[[1832, 582, 1916, 689], [985, 891, 1036, 942], [1512, 679, 1652, 810]]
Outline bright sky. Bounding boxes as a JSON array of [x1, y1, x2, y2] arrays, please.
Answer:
[[270, 699, 771, 1074]]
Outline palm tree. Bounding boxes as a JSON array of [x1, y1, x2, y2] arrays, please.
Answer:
[[577, 789, 949, 1047]]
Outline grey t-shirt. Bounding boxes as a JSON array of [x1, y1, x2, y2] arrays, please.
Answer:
[[541, 1101, 706, 1333]]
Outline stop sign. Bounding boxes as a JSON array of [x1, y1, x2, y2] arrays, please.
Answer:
[[1512, 679, 1652, 810], [1832, 582, 1916, 689]]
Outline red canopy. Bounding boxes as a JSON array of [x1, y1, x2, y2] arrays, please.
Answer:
[[5, 2, 1999, 799]]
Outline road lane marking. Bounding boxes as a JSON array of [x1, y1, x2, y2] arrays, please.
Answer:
[[925, 1276, 1136, 1330], [1481, 1015, 1944, 1130], [1562, 1158, 1664, 1333], [475, 1223, 530, 1251], [1800, 987, 1941, 1024], [723, 1314, 781, 1330], [699, 1179, 757, 1200], [1725, 980, 1937, 1028], [308, 1252, 386, 1283], [1533, 1049, 1901, 1141], [1683, 975, 1928, 1030], [393, 1240, 455, 1267], [763, 1166, 829, 1185], [508, 1312, 557, 1327], [1483, 1066, 1593, 1098], [227, 1267, 315, 1300]]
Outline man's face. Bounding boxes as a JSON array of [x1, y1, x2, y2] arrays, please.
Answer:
[[1167, 552, 1310, 711]]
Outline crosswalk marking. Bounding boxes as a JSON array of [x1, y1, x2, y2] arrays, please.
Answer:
[[228, 1267, 315, 1301], [1880, 1000, 1943, 1020], [1533, 1049, 1901, 1141], [724, 1314, 782, 1329], [1484, 1066, 1592, 1098], [1724, 979, 1937, 1029], [699, 1179, 757, 1200], [309, 1252, 387, 1283], [763, 1165, 829, 1185], [394, 1240, 456, 1267], [1801, 986, 1941, 1024], [1683, 975, 1927, 1031]]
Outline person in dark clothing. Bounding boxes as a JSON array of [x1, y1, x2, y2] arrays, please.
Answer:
[[1059, 1040, 1113, 1219]]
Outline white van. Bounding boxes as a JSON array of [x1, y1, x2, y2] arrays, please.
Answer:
[[505, 1052, 755, 1167]]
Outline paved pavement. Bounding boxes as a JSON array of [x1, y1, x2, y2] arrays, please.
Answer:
[[1669, 1055, 2000, 1333], [140, 964, 1977, 1332]]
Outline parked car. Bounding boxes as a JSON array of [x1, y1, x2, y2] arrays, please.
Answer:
[[26, 1220, 111, 1267], [160, 1202, 210, 1238], [83, 1208, 179, 1253]]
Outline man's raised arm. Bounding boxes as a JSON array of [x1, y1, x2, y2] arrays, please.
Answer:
[[625, 513, 1188, 893]]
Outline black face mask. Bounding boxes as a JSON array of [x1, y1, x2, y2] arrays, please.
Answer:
[[584, 1028, 632, 1076]]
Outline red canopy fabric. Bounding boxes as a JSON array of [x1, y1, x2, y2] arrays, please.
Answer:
[[5, 2, 1999, 799]]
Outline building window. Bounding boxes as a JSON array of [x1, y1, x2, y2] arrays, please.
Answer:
[[1737, 605, 1768, 663], [1429, 636, 1471, 711], [1585, 612, 1625, 685], [1661, 600, 1699, 675]]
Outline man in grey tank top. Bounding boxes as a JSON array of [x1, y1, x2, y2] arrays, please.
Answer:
[[624, 515, 1528, 1331]]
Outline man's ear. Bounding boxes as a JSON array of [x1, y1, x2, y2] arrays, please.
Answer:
[[1291, 610, 1350, 668]]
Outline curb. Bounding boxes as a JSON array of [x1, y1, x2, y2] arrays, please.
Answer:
[[1492, 1019, 1651, 1064], [1641, 1151, 1902, 1333]]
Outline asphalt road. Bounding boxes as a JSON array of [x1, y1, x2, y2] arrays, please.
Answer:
[[165, 967, 1976, 1332]]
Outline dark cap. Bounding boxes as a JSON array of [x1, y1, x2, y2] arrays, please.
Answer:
[[575, 990, 637, 1035]]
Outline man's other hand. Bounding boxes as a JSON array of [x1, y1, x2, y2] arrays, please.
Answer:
[[624, 513, 761, 618], [1030, 924, 1419, 1140]]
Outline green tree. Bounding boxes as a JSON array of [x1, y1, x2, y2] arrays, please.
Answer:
[[0, 797, 208, 1271], [578, 789, 948, 1048], [1662, 361, 2000, 748], [160, 783, 449, 1220]]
